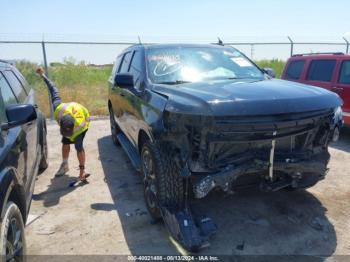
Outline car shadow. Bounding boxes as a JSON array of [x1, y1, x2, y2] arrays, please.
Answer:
[[331, 126, 350, 153], [97, 135, 337, 258], [32, 174, 85, 207]]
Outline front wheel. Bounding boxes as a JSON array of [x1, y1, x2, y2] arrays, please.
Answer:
[[0, 202, 26, 262], [141, 142, 184, 220]]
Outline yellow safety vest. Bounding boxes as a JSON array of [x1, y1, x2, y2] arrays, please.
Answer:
[[53, 102, 90, 142]]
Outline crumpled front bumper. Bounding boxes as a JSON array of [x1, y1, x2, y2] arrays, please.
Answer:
[[191, 151, 330, 199]]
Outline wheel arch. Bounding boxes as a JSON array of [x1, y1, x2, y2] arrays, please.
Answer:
[[0, 168, 26, 223], [138, 129, 154, 154]]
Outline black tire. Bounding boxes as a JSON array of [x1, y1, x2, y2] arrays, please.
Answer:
[[109, 106, 120, 146], [39, 126, 48, 173], [141, 141, 184, 220], [0, 201, 26, 261]]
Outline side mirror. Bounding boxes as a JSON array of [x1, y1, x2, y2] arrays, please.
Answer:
[[114, 73, 134, 89], [1, 104, 37, 131], [263, 67, 276, 78]]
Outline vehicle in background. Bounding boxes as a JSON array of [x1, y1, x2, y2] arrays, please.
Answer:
[[0, 60, 48, 260], [281, 52, 350, 126]]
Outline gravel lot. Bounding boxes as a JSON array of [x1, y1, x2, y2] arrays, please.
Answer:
[[25, 119, 350, 258]]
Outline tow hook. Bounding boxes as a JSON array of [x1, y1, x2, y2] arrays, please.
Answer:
[[268, 131, 277, 181]]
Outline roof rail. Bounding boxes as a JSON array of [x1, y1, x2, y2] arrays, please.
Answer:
[[0, 59, 15, 66], [292, 52, 344, 57]]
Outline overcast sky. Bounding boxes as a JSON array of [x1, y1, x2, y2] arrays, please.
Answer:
[[1, 0, 350, 63]]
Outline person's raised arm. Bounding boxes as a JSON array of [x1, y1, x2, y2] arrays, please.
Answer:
[[36, 67, 62, 110]]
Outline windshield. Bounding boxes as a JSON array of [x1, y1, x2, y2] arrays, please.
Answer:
[[146, 46, 264, 84]]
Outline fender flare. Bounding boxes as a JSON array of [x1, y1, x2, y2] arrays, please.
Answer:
[[0, 167, 26, 222]]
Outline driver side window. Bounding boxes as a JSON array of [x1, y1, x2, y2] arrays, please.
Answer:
[[0, 72, 18, 123]]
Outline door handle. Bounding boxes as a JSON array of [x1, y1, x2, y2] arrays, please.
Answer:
[[332, 87, 344, 92], [120, 93, 126, 97]]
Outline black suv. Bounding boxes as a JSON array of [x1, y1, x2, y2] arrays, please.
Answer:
[[0, 61, 48, 260], [108, 44, 342, 250]]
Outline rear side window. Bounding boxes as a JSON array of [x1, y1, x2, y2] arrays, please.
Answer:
[[2, 70, 27, 102], [338, 60, 350, 84], [119, 52, 133, 73], [306, 59, 336, 82], [285, 60, 305, 80]]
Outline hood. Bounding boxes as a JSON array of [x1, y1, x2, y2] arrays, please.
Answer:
[[153, 79, 341, 116]]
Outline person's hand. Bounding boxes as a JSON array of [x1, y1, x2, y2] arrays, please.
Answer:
[[36, 67, 45, 77]]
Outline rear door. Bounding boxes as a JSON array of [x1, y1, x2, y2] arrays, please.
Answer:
[[304, 59, 337, 91], [334, 60, 350, 121]]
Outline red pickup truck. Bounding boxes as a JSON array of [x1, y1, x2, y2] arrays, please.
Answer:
[[281, 53, 350, 125]]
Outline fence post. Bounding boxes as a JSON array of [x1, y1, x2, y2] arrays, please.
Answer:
[[41, 41, 53, 118], [287, 36, 294, 56], [343, 37, 349, 54], [250, 44, 254, 59]]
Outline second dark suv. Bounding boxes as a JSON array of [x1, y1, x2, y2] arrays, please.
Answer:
[[108, 44, 342, 250], [0, 61, 48, 260]]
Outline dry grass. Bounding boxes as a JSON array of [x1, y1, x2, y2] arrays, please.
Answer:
[[16, 60, 112, 117]]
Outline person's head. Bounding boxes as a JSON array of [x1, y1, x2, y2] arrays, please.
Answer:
[[60, 115, 75, 137]]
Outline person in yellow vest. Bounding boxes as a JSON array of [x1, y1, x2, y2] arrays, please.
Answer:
[[36, 67, 90, 183]]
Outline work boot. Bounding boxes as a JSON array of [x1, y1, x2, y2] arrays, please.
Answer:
[[55, 162, 69, 177]]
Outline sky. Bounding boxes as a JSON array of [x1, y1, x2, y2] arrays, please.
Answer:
[[1, 0, 350, 64]]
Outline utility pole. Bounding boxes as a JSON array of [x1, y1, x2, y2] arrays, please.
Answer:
[[41, 40, 53, 118]]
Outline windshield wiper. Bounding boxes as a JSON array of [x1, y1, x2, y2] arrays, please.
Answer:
[[157, 80, 192, 85]]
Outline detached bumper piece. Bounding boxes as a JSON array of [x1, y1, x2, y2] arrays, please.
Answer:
[[160, 206, 217, 252]]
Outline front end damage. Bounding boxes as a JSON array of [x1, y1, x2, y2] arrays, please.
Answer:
[[157, 107, 341, 251]]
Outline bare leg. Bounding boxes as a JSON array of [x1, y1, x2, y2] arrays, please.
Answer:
[[62, 144, 70, 159], [77, 150, 86, 180], [55, 144, 70, 176]]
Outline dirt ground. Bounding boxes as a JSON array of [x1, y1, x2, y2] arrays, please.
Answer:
[[25, 118, 350, 258]]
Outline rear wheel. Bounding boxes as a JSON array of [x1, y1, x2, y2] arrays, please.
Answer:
[[109, 106, 120, 146], [0, 202, 26, 262], [141, 141, 184, 220], [39, 126, 48, 173]]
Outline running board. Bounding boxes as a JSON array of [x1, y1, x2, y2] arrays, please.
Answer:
[[117, 133, 141, 171]]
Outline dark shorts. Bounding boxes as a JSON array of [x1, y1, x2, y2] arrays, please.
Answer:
[[61, 130, 88, 152]]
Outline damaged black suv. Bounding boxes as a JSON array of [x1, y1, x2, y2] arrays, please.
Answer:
[[108, 44, 342, 250]]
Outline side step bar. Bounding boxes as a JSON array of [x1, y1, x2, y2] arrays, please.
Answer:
[[117, 133, 141, 171]]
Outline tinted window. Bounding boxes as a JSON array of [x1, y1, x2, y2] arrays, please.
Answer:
[[338, 60, 350, 84], [129, 51, 143, 89], [285, 60, 305, 80], [306, 60, 336, 82], [3, 70, 27, 102], [119, 52, 133, 73], [0, 72, 18, 106]]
